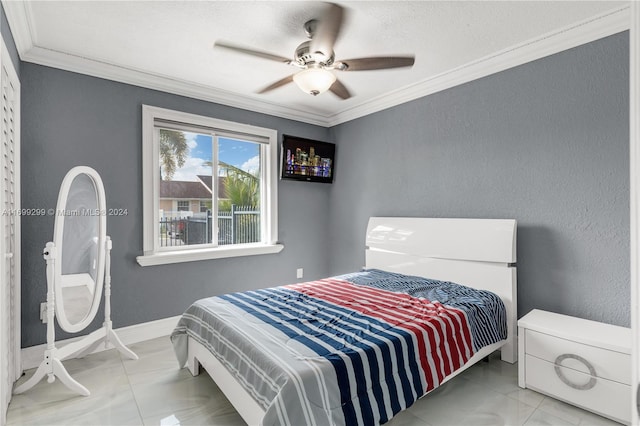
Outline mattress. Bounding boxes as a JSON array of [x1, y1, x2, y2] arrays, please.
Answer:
[[171, 269, 507, 426]]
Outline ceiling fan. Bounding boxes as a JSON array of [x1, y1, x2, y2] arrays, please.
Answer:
[[214, 2, 415, 100]]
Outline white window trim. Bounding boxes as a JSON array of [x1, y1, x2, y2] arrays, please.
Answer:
[[137, 105, 282, 266]]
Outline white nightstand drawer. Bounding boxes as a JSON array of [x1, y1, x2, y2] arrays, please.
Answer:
[[525, 354, 630, 424], [525, 329, 630, 385]]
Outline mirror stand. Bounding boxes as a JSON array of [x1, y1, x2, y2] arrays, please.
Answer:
[[14, 237, 138, 396]]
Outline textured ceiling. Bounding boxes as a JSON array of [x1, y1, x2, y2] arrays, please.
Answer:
[[4, 1, 630, 125]]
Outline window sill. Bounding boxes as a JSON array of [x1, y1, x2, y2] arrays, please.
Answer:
[[136, 243, 284, 266]]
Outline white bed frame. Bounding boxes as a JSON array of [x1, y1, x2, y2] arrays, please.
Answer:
[[186, 217, 518, 425]]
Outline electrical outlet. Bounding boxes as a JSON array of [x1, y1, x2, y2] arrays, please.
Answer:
[[296, 268, 304, 279], [40, 302, 47, 323]]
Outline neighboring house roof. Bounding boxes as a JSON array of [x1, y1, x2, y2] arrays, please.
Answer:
[[197, 175, 213, 191], [160, 176, 228, 199], [197, 175, 228, 199], [160, 180, 211, 199]]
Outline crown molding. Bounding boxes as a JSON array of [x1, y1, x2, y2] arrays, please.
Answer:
[[2, 1, 630, 128], [327, 5, 630, 126], [22, 45, 331, 127], [2, 0, 35, 55], [2, 1, 331, 126]]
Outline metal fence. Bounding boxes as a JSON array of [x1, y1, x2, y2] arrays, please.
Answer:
[[159, 205, 260, 247]]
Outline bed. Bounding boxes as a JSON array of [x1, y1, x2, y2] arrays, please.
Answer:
[[171, 217, 517, 425]]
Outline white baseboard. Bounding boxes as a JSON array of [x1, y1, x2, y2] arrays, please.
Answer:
[[20, 315, 181, 371]]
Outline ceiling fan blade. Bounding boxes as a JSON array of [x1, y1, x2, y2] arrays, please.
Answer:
[[257, 75, 295, 94], [329, 78, 351, 100], [215, 41, 293, 65], [310, 3, 345, 58], [335, 56, 415, 71]]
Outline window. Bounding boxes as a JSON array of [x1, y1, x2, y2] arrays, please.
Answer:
[[137, 105, 282, 266], [176, 201, 190, 212]]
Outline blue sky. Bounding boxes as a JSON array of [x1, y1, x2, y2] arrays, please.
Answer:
[[171, 133, 260, 181]]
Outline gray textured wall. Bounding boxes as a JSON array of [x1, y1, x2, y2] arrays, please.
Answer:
[[18, 30, 631, 347], [20, 64, 332, 347], [328, 32, 630, 327]]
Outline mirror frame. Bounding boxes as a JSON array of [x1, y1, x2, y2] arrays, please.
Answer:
[[53, 166, 107, 333]]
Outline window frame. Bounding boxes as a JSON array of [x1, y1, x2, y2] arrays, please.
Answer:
[[176, 200, 190, 212], [137, 105, 282, 266]]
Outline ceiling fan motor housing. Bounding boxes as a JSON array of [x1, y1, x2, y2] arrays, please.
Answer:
[[295, 40, 335, 68]]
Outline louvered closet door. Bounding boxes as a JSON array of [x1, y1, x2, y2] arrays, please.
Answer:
[[0, 38, 20, 426]]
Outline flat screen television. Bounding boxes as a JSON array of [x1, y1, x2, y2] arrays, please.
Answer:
[[281, 134, 335, 183]]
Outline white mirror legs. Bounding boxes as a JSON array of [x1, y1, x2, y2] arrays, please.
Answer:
[[14, 237, 137, 396]]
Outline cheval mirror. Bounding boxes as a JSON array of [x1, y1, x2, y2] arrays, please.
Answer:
[[14, 166, 137, 396]]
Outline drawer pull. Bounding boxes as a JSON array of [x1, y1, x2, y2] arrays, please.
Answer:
[[554, 353, 597, 390]]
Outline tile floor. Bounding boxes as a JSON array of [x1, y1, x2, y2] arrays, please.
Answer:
[[7, 337, 622, 426]]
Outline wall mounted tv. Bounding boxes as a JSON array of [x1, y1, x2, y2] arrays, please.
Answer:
[[281, 134, 335, 183]]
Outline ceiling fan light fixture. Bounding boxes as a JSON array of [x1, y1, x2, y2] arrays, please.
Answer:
[[293, 68, 336, 96]]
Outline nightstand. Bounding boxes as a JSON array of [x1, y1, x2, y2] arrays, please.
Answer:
[[518, 309, 631, 424]]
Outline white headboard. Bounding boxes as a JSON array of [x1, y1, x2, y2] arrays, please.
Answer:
[[365, 217, 517, 363]]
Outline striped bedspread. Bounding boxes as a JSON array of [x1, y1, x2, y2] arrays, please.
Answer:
[[171, 269, 507, 426]]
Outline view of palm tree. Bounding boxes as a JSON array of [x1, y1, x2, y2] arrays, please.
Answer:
[[159, 129, 188, 180], [220, 173, 259, 209], [204, 160, 260, 209]]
